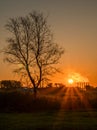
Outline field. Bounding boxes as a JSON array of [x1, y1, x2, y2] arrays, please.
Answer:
[[0, 111, 97, 130], [0, 87, 97, 129]]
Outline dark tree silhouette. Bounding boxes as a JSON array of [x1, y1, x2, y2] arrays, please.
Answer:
[[0, 80, 22, 89], [4, 11, 64, 96]]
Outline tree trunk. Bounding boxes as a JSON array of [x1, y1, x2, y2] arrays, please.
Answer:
[[33, 86, 37, 99], [26, 66, 37, 98]]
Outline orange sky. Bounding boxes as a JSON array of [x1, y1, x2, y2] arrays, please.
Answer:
[[0, 0, 97, 86]]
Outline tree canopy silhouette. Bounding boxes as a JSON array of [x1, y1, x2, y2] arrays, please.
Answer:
[[4, 11, 64, 96]]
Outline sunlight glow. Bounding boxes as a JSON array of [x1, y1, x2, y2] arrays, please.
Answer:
[[67, 72, 89, 83], [68, 78, 74, 84]]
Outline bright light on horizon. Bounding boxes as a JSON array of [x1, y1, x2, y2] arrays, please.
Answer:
[[67, 72, 89, 82], [68, 78, 74, 84], [64, 72, 89, 86]]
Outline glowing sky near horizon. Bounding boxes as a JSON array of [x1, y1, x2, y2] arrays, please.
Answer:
[[0, 0, 97, 86]]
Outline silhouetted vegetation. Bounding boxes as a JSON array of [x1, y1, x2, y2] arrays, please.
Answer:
[[0, 86, 97, 113], [0, 90, 60, 112], [0, 80, 22, 89]]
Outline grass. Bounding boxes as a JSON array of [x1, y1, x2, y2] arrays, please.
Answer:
[[0, 111, 97, 130], [0, 87, 97, 129]]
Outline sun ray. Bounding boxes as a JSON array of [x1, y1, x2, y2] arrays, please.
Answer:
[[52, 86, 96, 128]]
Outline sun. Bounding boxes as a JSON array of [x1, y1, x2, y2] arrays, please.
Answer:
[[68, 78, 74, 84]]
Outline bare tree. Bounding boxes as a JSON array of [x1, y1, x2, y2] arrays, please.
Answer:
[[4, 11, 64, 96]]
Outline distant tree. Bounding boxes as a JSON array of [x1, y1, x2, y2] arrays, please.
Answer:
[[54, 83, 65, 88], [58, 83, 65, 88], [0, 80, 22, 89], [47, 83, 53, 88], [85, 85, 94, 91], [3, 11, 64, 97]]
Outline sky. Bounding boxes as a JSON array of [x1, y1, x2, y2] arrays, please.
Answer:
[[0, 0, 97, 86]]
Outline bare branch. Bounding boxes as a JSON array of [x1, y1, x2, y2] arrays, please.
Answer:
[[4, 11, 64, 95]]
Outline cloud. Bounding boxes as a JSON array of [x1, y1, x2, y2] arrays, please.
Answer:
[[68, 72, 89, 82]]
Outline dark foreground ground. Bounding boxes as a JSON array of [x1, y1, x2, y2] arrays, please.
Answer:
[[0, 87, 97, 129], [0, 111, 97, 130]]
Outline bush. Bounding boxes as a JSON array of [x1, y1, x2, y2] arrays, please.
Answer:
[[0, 91, 60, 112]]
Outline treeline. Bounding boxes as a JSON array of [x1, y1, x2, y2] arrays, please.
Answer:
[[0, 80, 97, 112], [0, 80, 22, 89]]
